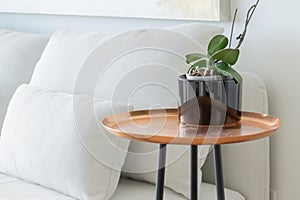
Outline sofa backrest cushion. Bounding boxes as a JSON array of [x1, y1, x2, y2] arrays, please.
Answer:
[[30, 30, 110, 93], [0, 29, 49, 132]]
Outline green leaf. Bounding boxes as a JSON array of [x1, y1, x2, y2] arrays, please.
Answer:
[[211, 66, 231, 77], [211, 49, 240, 65], [216, 62, 243, 84], [185, 53, 206, 64], [208, 35, 229, 56]]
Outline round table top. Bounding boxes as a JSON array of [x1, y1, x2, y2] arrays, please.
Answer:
[[101, 109, 281, 145]]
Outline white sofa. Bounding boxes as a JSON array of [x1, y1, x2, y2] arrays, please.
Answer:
[[0, 26, 269, 200]]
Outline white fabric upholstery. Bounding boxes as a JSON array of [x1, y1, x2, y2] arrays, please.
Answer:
[[29, 24, 224, 198], [202, 72, 269, 200], [0, 27, 269, 200], [30, 30, 110, 93], [0, 84, 131, 200], [113, 178, 245, 200], [30, 24, 223, 95], [0, 173, 74, 200], [0, 173, 245, 200], [0, 29, 49, 131]]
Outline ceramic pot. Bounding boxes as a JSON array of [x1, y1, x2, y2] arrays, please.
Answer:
[[178, 74, 242, 127]]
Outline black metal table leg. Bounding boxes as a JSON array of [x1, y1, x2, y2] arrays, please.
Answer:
[[191, 145, 198, 200], [213, 145, 225, 200], [155, 144, 167, 200]]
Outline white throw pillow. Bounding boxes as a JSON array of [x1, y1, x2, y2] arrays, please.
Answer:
[[0, 29, 49, 132], [0, 84, 132, 200], [29, 23, 224, 198], [30, 30, 110, 93]]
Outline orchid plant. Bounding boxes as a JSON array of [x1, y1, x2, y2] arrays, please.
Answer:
[[185, 0, 260, 84]]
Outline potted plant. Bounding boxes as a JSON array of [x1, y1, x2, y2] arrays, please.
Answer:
[[178, 0, 259, 127]]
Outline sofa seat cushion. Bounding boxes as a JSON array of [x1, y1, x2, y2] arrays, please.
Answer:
[[0, 173, 244, 200], [0, 173, 74, 200], [113, 178, 245, 200]]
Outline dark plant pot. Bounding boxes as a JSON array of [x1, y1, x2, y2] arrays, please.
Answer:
[[178, 74, 242, 127]]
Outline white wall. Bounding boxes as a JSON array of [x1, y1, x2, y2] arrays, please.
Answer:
[[0, 0, 299, 199], [235, 0, 300, 199]]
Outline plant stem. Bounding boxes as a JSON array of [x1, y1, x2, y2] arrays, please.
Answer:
[[229, 9, 238, 48], [236, 0, 260, 49]]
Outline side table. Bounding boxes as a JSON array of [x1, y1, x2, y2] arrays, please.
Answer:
[[102, 109, 280, 200]]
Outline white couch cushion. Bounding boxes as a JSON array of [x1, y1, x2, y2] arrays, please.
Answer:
[[30, 30, 110, 93], [0, 173, 74, 200], [29, 23, 224, 199], [0, 29, 49, 131], [0, 173, 245, 200], [0, 84, 131, 200], [113, 178, 245, 200], [30, 23, 223, 95]]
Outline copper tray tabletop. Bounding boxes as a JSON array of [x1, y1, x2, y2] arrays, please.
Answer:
[[102, 109, 281, 145]]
